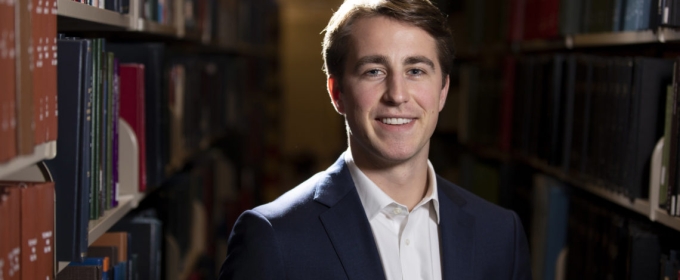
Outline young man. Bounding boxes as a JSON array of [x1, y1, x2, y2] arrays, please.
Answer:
[[219, 0, 532, 279]]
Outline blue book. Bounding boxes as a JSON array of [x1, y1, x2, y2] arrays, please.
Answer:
[[531, 175, 570, 280], [114, 262, 127, 280]]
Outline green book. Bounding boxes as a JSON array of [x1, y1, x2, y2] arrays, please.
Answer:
[[106, 52, 114, 210], [90, 39, 100, 220], [661, 85, 673, 207]]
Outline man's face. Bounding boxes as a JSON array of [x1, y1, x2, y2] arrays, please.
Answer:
[[329, 15, 449, 166]]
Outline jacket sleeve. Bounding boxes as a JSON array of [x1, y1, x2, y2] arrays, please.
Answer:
[[218, 209, 286, 280], [511, 211, 532, 280]]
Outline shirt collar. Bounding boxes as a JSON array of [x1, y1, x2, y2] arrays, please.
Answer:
[[344, 150, 441, 224]]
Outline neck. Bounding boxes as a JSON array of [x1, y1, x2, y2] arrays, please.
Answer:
[[349, 144, 430, 210]]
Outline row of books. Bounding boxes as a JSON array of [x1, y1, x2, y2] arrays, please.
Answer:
[[0, 182, 55, 280], [47, 37, 254, 263], [461, 0, 678, 47], [58, 216, 162, 280], [660, 59, 680, 216], [184, 0, 279, 45], [566, 188, 678, 279], [0, 0, 57, 162], [459, 54, 673, 201], [135, 149, 242, 279], [47, 38, 128, 265], [530, 174, 680, 279]]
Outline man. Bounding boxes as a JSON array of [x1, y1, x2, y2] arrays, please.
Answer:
[[219, 0, 532, 279]]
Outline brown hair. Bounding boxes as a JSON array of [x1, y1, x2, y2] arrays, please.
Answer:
[[322, 0, 454, 86]]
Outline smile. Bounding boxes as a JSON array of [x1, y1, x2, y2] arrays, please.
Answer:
[[379, 118, 414, 125]]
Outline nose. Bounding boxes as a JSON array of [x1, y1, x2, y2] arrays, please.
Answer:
[[383, 73, 409, 105]]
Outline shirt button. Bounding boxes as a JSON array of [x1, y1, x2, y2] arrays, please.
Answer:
[[393, 208, 402, 215], [405, 239, 410, 246]]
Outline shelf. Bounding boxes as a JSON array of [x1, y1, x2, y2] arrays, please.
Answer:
[[137, 19, 178, 37], [654, 209, 680, 232], [463, 143, 680, 230], [0, 141, 56, 179], [571, 29, 658, 47], [524, 157, 651, 217], [57, 0, 131, 31], [57, 192, 145, 273]]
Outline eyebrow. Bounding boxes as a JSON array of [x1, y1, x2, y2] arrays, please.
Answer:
[[404, 56, 436, 70], [354, 55, 389, 72], [354, 55, 436, 72]]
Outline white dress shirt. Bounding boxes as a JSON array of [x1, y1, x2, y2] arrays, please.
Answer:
[[344, 151, 442, 280]]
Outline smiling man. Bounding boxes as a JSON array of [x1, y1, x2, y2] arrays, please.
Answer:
[[218, 1, 531, 279]]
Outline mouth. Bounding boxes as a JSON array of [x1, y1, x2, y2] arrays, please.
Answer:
[[378, 118, 415, 125]]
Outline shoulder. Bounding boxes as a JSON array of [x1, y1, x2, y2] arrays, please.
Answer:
[[251, 171, 329, 224]]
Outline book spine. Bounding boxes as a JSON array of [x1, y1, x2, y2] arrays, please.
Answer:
[[660, 84, 674, 207], [0, 0, 17, 162], [106, 52, 114, 209], [91, 39, 100, 220], [112, 59, 119, 207], [15, 0, 35, 156]]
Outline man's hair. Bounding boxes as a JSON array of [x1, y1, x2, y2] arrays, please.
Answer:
[[322, 0, 454, 85]]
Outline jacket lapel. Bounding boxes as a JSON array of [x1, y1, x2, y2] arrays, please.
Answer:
[[438, 176, 476, 280], [314, 155, 386, 280]]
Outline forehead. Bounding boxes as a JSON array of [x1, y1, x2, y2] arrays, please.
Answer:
[[347, 15, 439, 64]]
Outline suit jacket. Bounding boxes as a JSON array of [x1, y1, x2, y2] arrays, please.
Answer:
[[219, 154, 532, 280]]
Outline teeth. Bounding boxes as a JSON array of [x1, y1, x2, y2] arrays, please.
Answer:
[[380, 118, 413, 125]]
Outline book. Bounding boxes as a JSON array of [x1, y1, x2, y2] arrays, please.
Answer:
[[531, 174, 569, 280], [0, 0, 18, 162], [57, 265, 101, 280], [15, 0, 35, 156], [119, 64, 147, 192], [110, 215, 162, 280], [36, 182, 54, 280], [48, 39, 90, 263], [660, 84, 674, 208], [91, 232, 128, 264], [624, 57, 673, 199]]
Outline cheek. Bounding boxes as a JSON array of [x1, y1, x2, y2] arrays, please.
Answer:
[[411, 84, 442, 113]]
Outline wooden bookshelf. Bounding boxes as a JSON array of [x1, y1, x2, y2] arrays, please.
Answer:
[[0, 141, 57, 179], [462, 142, 680, 232], [56, 192, 146, 273], [136, 18, 178, 37], [57, 0, 132, 30]]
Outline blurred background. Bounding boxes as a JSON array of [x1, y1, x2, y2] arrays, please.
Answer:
[[2, 0, 680, 279]]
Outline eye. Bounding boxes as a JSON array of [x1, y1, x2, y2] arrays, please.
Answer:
[[408, 68, 425, 76], [364, 69, 384, 77]]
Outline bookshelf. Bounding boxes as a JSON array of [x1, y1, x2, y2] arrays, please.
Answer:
[[57, 0, 132, 30], [136, 19, 178, 37], [462, 143, 680, 232], [459, 27, 680, 59]]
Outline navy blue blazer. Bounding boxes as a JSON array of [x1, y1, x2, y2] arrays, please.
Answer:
[[219, 154, 532, 279]]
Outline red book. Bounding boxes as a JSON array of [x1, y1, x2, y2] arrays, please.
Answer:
[[46, 0, 58, 142], [0, 185, 22, 280], [119, 64, 147, 192], [537, 0, 560, 39], [15, 0, 35, 155], [1, 191, 8, 280], [522, 0, 540, 40], [19, 184, 38, 280], [0, 0, 17, 162], [35, 182, 54, 280], [31, 0, 45, 145], [499, 57, 516, 152]]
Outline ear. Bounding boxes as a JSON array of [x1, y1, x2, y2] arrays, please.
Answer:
[[438, 74, 450, 112], [328, 75, 345, 114]]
